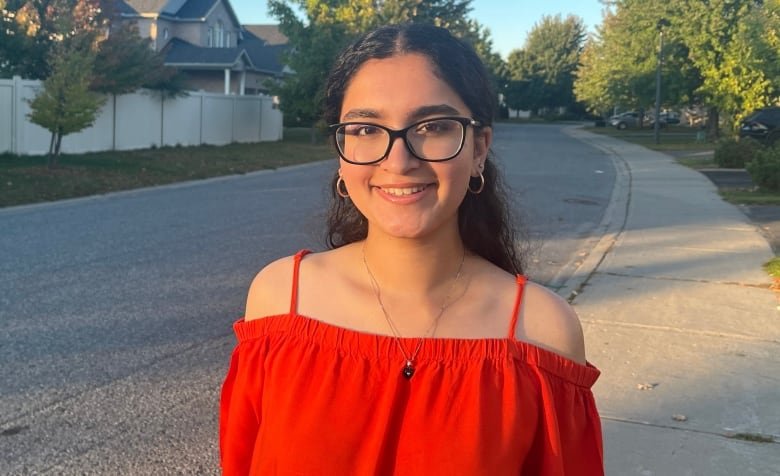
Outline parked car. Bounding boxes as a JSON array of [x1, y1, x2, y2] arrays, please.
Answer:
[[648, 111, 681, 127], [609, 111, 642, 129], [739, 107, 780, 145]]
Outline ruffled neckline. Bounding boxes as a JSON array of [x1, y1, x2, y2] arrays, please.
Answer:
[[233, 313, 600, 388]]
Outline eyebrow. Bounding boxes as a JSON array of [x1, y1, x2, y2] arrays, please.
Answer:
[[341, 104, 464, 122], [409, 104, 462, 120]]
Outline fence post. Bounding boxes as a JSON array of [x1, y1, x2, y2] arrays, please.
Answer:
[[257, 96, 265, 142], [160, 94, 164, 147], [12, 75, 21, 155], [112, 95, 117, 151]]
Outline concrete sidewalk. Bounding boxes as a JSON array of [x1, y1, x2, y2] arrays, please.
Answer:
[[563, 128, 780, 475]]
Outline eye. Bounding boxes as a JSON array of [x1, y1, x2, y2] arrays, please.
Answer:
[[415, 119, 456, 135], [344, 124, 382, 136]]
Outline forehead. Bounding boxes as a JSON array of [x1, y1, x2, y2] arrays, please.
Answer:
[[340, 53, 470, 122]]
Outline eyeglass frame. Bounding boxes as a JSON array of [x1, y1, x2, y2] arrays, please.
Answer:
[[329, 116, 483, 165]]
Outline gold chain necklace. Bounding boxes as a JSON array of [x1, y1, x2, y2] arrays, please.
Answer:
[[362, 244, 466, 380]]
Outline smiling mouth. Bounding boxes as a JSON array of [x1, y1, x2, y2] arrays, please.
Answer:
[[379, 185, 429, 196]]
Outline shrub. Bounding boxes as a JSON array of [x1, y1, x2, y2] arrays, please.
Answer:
[[714, 137, 763, 168], [747, 145, 780, 191]]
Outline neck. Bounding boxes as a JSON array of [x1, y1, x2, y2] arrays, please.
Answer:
[[361, 228, 466, 297]]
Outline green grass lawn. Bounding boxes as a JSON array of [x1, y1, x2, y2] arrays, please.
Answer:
[[582, 125, 715, 152], [764, 257, 780, 279], [720, 190, 780, 205], [584, 125, 780, 206], [0, 128, 333, 208]]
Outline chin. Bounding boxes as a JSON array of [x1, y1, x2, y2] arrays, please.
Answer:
[[380, 223, 429, 239], [375, 215, 457, 241]]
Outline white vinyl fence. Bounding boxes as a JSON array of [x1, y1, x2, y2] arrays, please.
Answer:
[[0, 76, 283, 155]]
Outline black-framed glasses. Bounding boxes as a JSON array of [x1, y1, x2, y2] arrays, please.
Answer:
[[329, 116, 482, 165]]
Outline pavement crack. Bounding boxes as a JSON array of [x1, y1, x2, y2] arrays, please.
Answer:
[[601, 415, 780, 445], [597, 271, 772, 289], [580, 318, 780, 344]]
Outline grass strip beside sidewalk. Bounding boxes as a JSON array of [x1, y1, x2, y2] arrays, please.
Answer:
[[0, 128, 332, 208], [584, 126, 769, 204]]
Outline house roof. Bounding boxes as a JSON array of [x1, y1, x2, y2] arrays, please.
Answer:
[[163, 38, 254, 69], [119, 0, 168, 15], [241, 41, 289, 75], [174, 0, 218, 19], [119, 0, 240, 25], [239, 26, 290, 75], [242, 24, 288, 46], [162, 37, 289, 76]]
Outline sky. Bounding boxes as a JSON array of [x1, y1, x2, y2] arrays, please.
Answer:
[[230, 0, 607, 59]]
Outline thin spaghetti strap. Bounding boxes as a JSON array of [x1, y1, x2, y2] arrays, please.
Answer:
[[289, 250, 311, 315], [507, 275, 527, 340]]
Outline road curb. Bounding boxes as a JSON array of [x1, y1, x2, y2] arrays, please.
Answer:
[[0, 160, 330, 216], [554, 127, 632, 302]]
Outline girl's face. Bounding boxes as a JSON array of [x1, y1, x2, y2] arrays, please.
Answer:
[[337, 53, 492, 241]]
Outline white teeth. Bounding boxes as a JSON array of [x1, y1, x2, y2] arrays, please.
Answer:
[[382, 185, 426, 196]]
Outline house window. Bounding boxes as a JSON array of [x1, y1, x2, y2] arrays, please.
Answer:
[[225, 31, 231, 47], [216, 21, 224, 47], [207, 27, 213, 47], [163, 28, 169, 40]]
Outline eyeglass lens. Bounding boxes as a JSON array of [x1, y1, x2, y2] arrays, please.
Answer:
[[335, 118, 466, 163]]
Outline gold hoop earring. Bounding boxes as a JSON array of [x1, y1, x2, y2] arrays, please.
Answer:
[[468, 173, 485, 194], [336, 176, 349, 198]]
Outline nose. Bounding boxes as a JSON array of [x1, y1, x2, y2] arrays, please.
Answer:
[[380, 134, 419, 173]]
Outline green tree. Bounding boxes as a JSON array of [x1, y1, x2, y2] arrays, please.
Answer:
[[676, 0, 766, 138], [746, 0, 780, 102], [92, 23, 188, 100], [268, 0, 352, 136], [378, 0, 472, 33], [459, 19, 508, 89], [507, 14, 586, 115], [576, 0, 777, 137], [502, 79, 536, 113], [0, 0, 47, 77], [27, 36, 106, 166], [0, 0, 109, 79], [267, 0, 495, 136], [575, 1, 697, 119], [91, 24, 162, 95]]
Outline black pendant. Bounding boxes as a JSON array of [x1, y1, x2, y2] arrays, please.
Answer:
[[402, 361, 415, 379]]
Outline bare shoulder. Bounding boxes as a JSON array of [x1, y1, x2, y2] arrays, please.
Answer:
[[518, 281, 586, 364], [244, 255, 297, 321]]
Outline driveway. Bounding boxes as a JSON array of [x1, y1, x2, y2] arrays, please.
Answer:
[[698, 168, 780, 253]]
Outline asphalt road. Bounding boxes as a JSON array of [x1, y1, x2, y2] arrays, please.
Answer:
[[0, 123, 615, 474]]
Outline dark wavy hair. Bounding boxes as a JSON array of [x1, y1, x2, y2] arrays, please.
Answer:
[[323, 23, 525, 275]]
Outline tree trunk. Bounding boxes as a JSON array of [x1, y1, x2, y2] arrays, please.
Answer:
[[707, 108, 720, 141], [53, 129, 63, 168], [47, 131, 57, 169]]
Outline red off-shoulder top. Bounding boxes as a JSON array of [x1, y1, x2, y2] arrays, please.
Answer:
[[220, 250, 603, 475]]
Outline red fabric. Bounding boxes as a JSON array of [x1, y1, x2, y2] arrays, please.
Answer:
[[220, 251, 603, 475]]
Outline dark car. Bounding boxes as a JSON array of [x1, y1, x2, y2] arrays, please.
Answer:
[[648, 111, 681, 127], [739, 107, 780, 145]]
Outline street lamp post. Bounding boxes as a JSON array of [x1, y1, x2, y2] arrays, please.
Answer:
[[653, 20, 667, 145]]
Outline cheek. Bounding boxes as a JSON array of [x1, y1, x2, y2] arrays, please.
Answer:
[[447, 154, 477, 189], [339, 163, 372, 197]]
